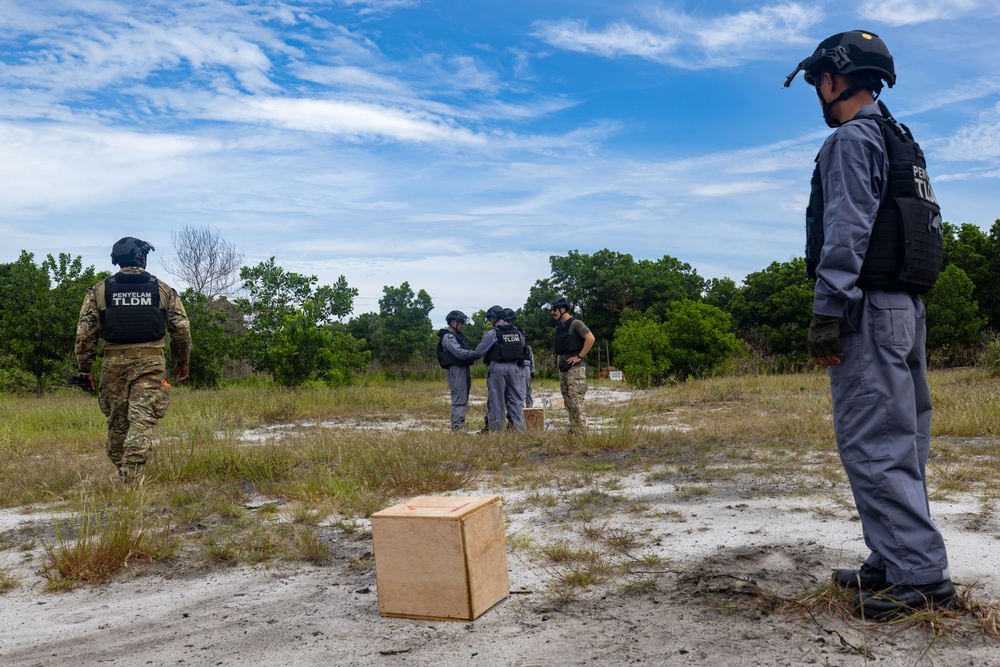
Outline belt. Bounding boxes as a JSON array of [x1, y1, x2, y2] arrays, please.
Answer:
[[104, 348, 164, 359]]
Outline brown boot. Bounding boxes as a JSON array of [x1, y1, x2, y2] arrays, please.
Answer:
[[119, 464, 145, 484]]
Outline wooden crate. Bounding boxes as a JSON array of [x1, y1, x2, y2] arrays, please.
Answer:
[[371, 495, 509, 621], [523, 406, 545, 433]]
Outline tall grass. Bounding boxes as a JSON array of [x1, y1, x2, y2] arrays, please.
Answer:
[[41, 486, 177, 589], [3, 370, 1000, 586]]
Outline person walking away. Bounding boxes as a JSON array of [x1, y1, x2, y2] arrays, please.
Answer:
[[436, 310, 479, 431], [548, 297, 594, 433], [475, 305, 527, 432], [75, 237, 191, 483], [784, 30, 952, 619]]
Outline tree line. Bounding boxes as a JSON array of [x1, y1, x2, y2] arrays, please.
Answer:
[[2, 221, 997, 394]]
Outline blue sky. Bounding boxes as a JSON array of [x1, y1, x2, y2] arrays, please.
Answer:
[[2, 1, 1000, 324]]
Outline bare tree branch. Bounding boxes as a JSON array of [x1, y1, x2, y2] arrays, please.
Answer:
[[162, 225, 245, 298]]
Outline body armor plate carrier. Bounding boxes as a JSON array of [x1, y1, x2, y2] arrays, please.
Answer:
[[437, 329, 474, 368], [101, 272, 165, 344], [484, 324, 526, 363], [553, 316, 585, 355], [806, 101, 943, 294]]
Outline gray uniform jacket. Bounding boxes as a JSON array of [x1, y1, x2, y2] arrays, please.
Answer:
[[813, 103, 889, 320]]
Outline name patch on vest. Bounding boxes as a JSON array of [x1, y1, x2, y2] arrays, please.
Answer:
[[913, 165, 938, 205], [111, 292, 154, 306]]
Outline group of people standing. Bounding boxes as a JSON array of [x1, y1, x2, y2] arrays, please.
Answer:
[[436, 298, 594, 434], [72, 28, 956, 622]]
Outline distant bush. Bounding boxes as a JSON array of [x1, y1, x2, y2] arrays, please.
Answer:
[[613, 300, 738, 387]]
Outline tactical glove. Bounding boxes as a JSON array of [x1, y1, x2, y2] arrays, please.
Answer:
[[807, 315, 842, 359], [69, 372, 95, 392]]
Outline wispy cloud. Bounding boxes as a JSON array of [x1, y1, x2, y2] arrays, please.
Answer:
[[938, 102, 1000, 162], [858, 0, 996, 27], [532, 3, 823, 68], [530, 20, 678, 61]]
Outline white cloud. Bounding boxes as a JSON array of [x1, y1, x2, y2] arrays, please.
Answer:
[[938, 103, 1000, 162], [0, 1, 288, 94], [0, 120, 209, 210], [531, 20, 678, 61], [532, 3, 823, 68], [858, 0, 995, 26], [335, 0, 421, 17], [205, 94, 489, 144]]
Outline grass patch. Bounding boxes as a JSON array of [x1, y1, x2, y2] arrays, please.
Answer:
[[40, 487, 177, 588], [0, 565, 19, 593]]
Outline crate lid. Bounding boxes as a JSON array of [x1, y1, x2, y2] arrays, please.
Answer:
[[372, 495, 500, 520]]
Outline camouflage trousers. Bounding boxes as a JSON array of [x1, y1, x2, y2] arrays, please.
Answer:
[[559, 362, 588, 432], [98, 355, 170, 475]]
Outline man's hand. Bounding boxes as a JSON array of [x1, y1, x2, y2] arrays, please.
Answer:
[[70, 372, 95, 392], [173, 364, 190, 382], [808, 315, 842, 367]]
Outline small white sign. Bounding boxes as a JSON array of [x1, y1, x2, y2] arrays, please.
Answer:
[[608, 371, 624, 381]]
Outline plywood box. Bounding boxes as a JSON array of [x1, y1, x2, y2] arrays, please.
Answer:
[[371, 495, 509, 621], [523, 406, 545, 433]]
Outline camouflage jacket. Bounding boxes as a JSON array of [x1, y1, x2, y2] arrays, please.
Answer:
[[75, 267, 192, 372]]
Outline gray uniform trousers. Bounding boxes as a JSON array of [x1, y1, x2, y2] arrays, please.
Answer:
[[446, 364, 473, 431], [829, 290, 949, 585], [522, 366, 533, 408], [486, 362, 526, 432]]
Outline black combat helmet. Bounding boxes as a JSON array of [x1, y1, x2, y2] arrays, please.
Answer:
[[445, 310, 468, 325], [783, 30, 895, 91], [503, 308, 516, 323], [111, 237, 155, 266], [547, 296, 570, 311], [486, 305, 506, 321]]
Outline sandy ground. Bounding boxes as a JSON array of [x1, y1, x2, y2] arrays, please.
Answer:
[[2, 389, 999, 666]]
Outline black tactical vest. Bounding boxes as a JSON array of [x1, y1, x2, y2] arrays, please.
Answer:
[[101, 272, 165, 344], [553, 316, 584, 354], [484, 323, 525, 363], [806, 102, 943, 294], [436, 328, 474, 368]]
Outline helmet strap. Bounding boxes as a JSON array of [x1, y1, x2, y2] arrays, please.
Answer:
[[818, 83, 861, 128]]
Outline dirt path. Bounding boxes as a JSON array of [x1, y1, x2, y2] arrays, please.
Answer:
[[2, 472, 998, 667]]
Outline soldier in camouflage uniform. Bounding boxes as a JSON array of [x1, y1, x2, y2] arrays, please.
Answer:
[[75, 237, 192, 482], [549, 297, 594, 433]]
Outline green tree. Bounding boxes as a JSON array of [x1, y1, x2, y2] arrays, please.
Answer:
[[659, 299, 739, 380], [461, 309, 489, 349], [729, 258, 813, 365], [369, 282, 434, 370], [535, 250, 704, 366], [269, 305, 369, 387], [703, 277, 739, 312], [612, 301, 737, 387], [0, 252, 104, 395], [611, 310, 672, 389], [236, 258, 362, 386], [180, 290, 243, 388], [924, 264, 984, 364], [518, 280, 561, 375]]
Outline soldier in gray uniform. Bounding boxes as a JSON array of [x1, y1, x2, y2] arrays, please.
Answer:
[[785, 31, 953, 619], [436, 310, 479, 431], [75, 237, 192, 483], [475, 305, 527, 433], [504, 308, 535, 408]]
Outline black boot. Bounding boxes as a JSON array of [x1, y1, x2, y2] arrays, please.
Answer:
[[832, 563, 887, 590], [854, 579, 957, 620]]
